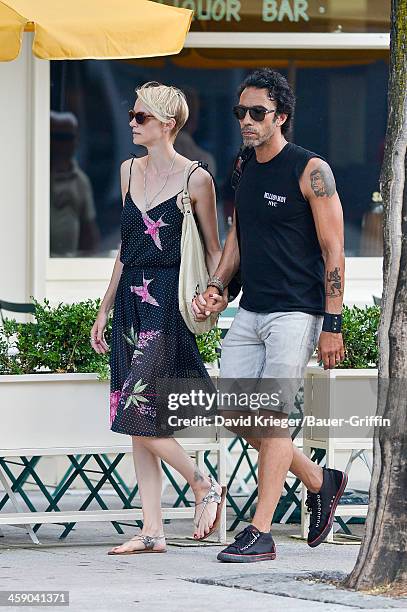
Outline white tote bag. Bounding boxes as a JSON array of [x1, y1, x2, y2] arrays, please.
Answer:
[[178, 161, 219, 335]]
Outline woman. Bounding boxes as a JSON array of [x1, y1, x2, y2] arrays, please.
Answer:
[[91, 81, 225, 555]]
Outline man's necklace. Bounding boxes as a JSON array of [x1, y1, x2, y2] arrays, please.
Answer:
[[143, 151, 178, 214]]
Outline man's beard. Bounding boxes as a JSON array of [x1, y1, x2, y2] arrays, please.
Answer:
[[242, 131, 270, 148], [242, 134, 260, 147]]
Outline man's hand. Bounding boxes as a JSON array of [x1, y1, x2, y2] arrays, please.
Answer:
[[317, 331, 345, 370], [191, 286, 228, 320]]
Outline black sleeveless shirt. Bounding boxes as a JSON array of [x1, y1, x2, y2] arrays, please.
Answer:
[[235, 142, 325, 315]]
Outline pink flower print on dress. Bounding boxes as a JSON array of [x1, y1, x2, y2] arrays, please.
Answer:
[[137, 405, 156, 417], [137, 329, 161, 349], [142, 213, 169, 250], [110, 390, 121, 426], [130, 274, 160, 307]]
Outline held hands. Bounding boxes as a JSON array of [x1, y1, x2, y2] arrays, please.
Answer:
[[191, 286, 228, 321], [90, 311, 109, 354], [317, 331, 345, 370]]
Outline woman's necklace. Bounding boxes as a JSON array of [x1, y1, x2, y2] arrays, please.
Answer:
[[143, 151, 178, 214]]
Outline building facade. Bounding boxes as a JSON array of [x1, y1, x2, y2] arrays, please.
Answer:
[[0, 0, 389, 309]]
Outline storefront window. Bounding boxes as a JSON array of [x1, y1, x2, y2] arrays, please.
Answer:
[[50, 46, 388, 257]]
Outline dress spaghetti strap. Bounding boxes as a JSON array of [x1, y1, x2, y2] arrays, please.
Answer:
[[127, 156, 136, 194]]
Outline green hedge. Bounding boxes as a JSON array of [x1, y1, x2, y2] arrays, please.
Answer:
[[0, 300, 379, 376], [0, 298, 221, 378], [340, 305, 380, 368]]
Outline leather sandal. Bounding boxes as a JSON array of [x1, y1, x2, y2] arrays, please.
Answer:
[[194, 474, 227, 542], [107, 534, 167, 555]]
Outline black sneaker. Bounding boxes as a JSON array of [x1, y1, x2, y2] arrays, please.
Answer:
[[306, 467, 348, 548], [217, 525, 276, 563]]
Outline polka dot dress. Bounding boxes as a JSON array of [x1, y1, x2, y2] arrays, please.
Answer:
[[109, 157, 215, 437]]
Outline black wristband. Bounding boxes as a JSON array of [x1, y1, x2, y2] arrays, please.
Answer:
[[322, 312, 342, 333]]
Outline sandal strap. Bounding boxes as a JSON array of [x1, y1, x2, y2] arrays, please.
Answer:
[[194, 490, 221, 506], [194, 475, 221, 527], [194, 474, 221, 505], [130, 534, 165, 550]]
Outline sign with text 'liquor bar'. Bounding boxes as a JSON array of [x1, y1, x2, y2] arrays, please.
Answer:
[[155, 0, 390, 33]]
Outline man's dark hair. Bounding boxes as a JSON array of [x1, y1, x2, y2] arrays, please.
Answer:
[[238, 68, 296, 136]]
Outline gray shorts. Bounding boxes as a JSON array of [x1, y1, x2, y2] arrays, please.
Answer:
[[219, 307, 324, 415]]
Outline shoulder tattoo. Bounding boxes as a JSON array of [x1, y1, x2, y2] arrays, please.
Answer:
[[310, 164, 336, 198]]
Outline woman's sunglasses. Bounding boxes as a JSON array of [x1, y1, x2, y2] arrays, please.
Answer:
[[128, 109, 155, 124], [233, 105, 276, 122]]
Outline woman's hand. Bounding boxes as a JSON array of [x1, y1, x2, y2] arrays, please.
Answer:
[[192, 287, 228, 320], [90, 311, 110, 354]]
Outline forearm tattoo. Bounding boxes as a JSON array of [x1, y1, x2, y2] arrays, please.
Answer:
[[194, 467, 204, 483], [326, 267, 343, 297], [310, 165, 336, 198]]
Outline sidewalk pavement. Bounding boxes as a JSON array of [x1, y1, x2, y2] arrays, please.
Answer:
[[0, 512, 405, 612]]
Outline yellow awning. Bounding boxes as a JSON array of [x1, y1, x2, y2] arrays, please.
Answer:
[[0, 0, 192, 61]]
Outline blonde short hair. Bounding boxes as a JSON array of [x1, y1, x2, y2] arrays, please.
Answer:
[[135, 81, 189, 137]]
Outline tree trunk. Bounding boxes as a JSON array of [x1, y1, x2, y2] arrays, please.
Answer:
[[344, 0, 407, 593]]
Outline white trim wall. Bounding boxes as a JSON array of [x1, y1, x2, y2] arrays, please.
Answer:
[[186, 32, 390, 49], [0, 35, 33, 307], [30, 40, 50, 303]]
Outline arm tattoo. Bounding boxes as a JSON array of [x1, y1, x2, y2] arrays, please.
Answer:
[[194, 467, 204, 483], [326, 267, 342, 297], [310, 165, 336, 198]]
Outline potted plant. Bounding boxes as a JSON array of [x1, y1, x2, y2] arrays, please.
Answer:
[[304, 304, 380, 442], [301, 305, 380, 540], [0, 298, 222, 453]]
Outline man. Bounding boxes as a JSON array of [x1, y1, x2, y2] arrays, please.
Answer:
[[192, 68, 348, 562]]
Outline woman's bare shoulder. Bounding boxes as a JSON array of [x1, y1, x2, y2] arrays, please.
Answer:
[[120, 156, 146, 186], [188, 163, 213, 189], [120, 156, 144, 174]]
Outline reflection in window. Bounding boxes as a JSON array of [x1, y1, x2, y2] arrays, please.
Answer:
[[50, 48, 388, 257], [50, 111, 101, 256]]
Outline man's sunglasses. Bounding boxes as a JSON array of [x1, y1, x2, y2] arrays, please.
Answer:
[[233, 105, 276, 122], [128, 109, 155, 124]]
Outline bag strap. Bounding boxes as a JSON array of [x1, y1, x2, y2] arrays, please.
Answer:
[[230, 146, 253, 250], [230, 146, 254, 191], [181, 160, 200, 215], [181, 160, 217, 215]]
